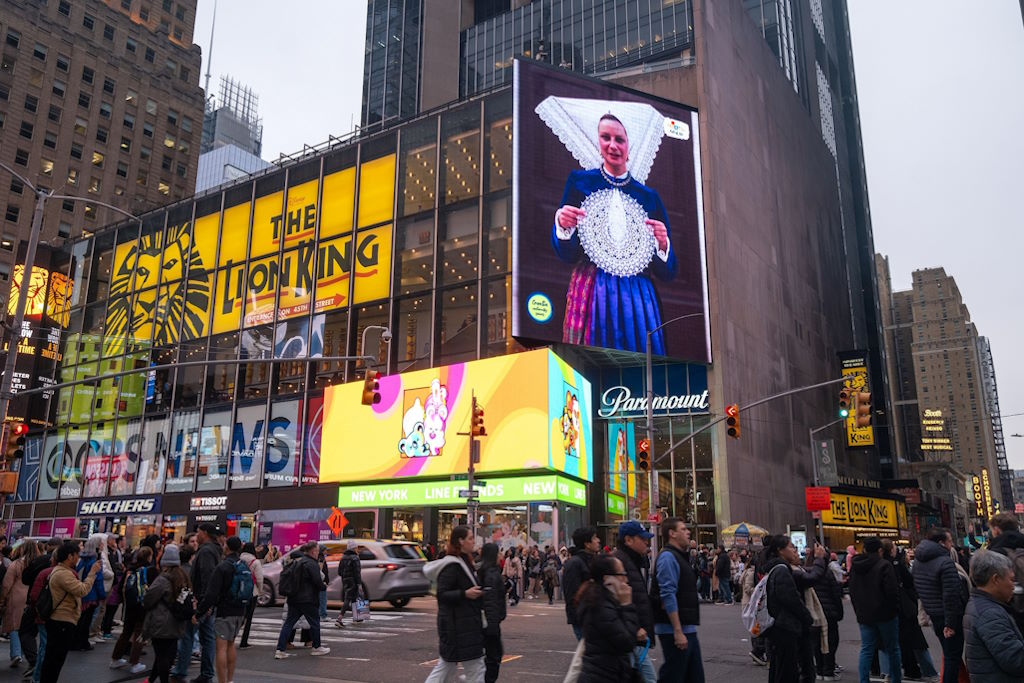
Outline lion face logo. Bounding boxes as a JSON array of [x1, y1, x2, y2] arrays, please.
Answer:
[[104, 222, 211, 353]]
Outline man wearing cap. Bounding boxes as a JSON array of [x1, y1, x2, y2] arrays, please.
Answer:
[[849, 536, 902, 683], [612, 521, 657, 683], [172, 523, 222, 683]]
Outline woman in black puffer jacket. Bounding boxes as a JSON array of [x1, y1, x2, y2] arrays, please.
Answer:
[[578, 554, 642, 683], [423, 526, 485, 682], [810, 549, 844, 680]]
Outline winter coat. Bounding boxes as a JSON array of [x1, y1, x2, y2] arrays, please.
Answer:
[[338, 549, 362, 600], [849, 552, 899, 625], [964, 589, 1024, 682], [612, 545, 654, 640], [989, 530, 1024, 555], [578, 585, 640, 683], [501, 555, 522, 581], [477, 562, 506, 637], [892, 557, 930, 651], [0, 558, 28, 633], [282, 553, 325, 606], [190, 540, 222, 601], [75, 554, 107, 605], [714, 551, 731, 579], [810, 559, 844, 624], [913, 539, 968, 628], [764, 557, 812, 636], [239, 552, 264, 598], [425, 555, 484, 662], [196, 553, 250, 618], [740, 563, 758, 608], [47, 563, 97, 625], [142, 573, 188, 640], [561, 548, 594, 626]]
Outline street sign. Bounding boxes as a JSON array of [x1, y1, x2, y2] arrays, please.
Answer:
[[458, 489, 479, 498], [811, 510, 822, 520], [805, 486, 832, 512], [648, 512, 661, 524], [326, 507, 349, 538], [814, 439, 839, 487]]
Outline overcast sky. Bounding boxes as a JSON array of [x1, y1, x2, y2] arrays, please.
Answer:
[[193, 1, 1024, 470]]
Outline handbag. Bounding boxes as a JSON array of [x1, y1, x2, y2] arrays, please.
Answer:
[[562, 637, 584, 683], [628, 638, 651, 683], [354, 586, 370, 622]]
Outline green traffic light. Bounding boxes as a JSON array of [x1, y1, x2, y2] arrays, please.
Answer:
[[839, 409, 850, 418]]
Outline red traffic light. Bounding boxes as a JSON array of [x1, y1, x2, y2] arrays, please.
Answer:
[[11, 423, 27, 437], [725, 404, 741, 438], [361, 370, 381, 406]]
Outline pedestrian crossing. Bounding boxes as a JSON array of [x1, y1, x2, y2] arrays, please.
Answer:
[[239, 611, 434, 648]]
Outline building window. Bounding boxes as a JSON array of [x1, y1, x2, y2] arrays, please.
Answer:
[[47, 104, 61, 123], [173, 27, 183, 41], [0, 84, 7, 102], [142, 122, 154, 138], [18, 121, 33, 139], [43, 131, 57, 149], [66, 169, 78, 186], [179, 66, 189, 82], [78, 92, 91, 109], [126, 37, 137, 53], [92, 151, 104, 168], [103, 24, 115, 41], [124, 113, 135, 129], [175, 4, 185, 20], [82, 65, 94, 84], [39, 158, 53, 175], [158, 180, 170, 195], [145, 99, 157, 116], [56, 53, 69, 71], [144, 47, 155, 63], [180, 116, 192, 133], [162, 0, 171, 11], [5, 31, 19, 49], [28, 68, 43, 87], [120, 136, 131, 152], [164, 58, 177, 74], [140, 146, 151, 160], [88, 177, 101, 193], [32, 43, 47, 61], [161, 155, 172, 171], [70, 143, 83, 160], [52, 79, 66, 98], [136, 170, 147, 186], [84, 204, 96, 220], [96, 127, 108, 143], [0, 235, 12, 250], [24, 94, 38, 112], [14, 149, 29, 166], [166, 109, 178, 127], [8, 178, 22, 194], [5, 205, 20, 223], [99, 102, 112, 118], [116, 161, 128, 178], [175, 162, 186, 177], [163, 135, 175, 149], [139, 6, 149, 21], [102, 77, 115, 94], [0, 54, 15, 77], [83, 14, 95, 31], [121, 0, 132, 9], [74, 117, 87, 135]]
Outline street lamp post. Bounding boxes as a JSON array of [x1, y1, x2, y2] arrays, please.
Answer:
[[0, 161, 143, 429], [645, 312, 705, 543]]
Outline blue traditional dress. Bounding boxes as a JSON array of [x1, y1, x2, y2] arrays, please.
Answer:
[[552, 168, 677, 354]]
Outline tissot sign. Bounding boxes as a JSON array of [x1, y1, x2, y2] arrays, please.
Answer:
[[79, 497, 159, 516], [190, 496, 228, 511]]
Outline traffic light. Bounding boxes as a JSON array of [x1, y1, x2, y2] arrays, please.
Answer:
[[854, 390, 872, 427], [838, 386, 851, 418], [637, 442, 650, 471], [725, 404, 741, 439], [471, 398, 486, 437], [4, 422, 27, 462], [361, 370, 381, 405]]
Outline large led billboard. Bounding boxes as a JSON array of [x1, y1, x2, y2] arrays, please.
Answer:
[[320, 349, 593, 483], [512, 59, 710, 363]]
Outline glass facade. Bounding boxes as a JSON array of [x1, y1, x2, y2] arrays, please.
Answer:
[[362, 0, 423, 128], [460, 0, 695, 98], [27, 92, 521, 502], [743, 0, 804, 96]]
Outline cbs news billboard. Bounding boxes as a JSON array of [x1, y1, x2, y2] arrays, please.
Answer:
[[320, 348, 593, 484]]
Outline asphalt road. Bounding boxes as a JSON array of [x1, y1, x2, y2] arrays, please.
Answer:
[[0, 595, 945, 682]]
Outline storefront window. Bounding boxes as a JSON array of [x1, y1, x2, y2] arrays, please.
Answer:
[[482, 195, 510, 277], [437, 285, 477, 365], [437, 205, 479, 287], [136, 415, 168, 494], [230, 404, 265, 489], [264, 399, 301, 488], [165, 409, 199, 492], [399, 118, 437, 217], [394, 295, 431, 371], [197, 408, 231, 491], [392, 511, 423, 541], [441, 106, 481, 205], [315, 311, 347, 390], [394, 216, 434, 296]]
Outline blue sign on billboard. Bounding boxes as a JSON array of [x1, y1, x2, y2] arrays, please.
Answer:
[[597, 363, 709, 419]]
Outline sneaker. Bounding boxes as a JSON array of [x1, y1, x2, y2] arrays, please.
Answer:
[[274, 650, 291, 660], [320, 616, 333, 623], [10, 656, 22, 667], [334, 620, 345, 628], [21, 669, 33, 680], [310, 646, 330, 656], [101, 633, 115, 640], [110, 658, 129, 670], [238, 644, 252, 650], [129, 663, 147, 674], [749, 651, 768, 666], [823, 676, 841, 681]]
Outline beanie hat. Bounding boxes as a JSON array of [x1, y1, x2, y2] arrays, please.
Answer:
[[160, 544, 181, 567]]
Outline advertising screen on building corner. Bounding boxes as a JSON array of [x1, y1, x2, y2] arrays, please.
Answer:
[[320, 349, 593, 483], [512, 59, 710, 363]]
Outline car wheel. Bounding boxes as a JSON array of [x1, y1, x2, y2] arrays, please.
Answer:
[[389, 598, 410, 609], [258, 580, 275, 608]]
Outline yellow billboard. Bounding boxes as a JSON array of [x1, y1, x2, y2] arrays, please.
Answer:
[[841, 360, 875, 448], [821, 493, 899, 529], [103, 154, 396, 345], [320, 349, 593, 484]]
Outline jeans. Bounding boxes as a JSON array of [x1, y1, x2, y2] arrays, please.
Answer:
[[32, 622, 46, 683], [318, 590, 328, 619], [276, 602, 321, 651], [657, 632, 705, 683], [149, 637, 178, 683], [9, 629, 22, 660], [173, 612, 215, 680], [424, 656, 485, 683], [40, 620, 75, 683], [483, 632, 502, 683], [718, 578, 732, 603], [631, 642, 656, 683], [859, 618, 902, 683], [931, 616, 964, 683], [571, 624, 583, 641]]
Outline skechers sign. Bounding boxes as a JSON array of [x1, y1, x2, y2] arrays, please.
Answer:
[[79, 497, 159, 516]]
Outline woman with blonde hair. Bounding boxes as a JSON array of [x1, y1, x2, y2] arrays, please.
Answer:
[[0, 541, 39, 667]]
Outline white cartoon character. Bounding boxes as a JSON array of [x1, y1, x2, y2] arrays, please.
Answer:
[[423, 379, 449, 456], [398, 398, 431, 458]]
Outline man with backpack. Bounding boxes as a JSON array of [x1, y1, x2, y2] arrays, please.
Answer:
[[173, 523, 222, 683], [195, 536, 253, 683], [274, 541, 330, 660], [335, 543, 361, 628], [653, 517, 703, 682], [39, 541, 100, 683]]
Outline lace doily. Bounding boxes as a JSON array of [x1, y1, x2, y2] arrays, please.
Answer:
[[577, 189, 655, 277], [535, 96, 666, 184]]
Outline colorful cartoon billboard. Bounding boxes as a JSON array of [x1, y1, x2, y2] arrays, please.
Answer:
[[512, 59, 710, 363], [320, 348, 593, 483], [607, 422, 637, 497]]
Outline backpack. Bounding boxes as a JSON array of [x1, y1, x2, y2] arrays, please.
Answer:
[[35, 573, 64, 621], [123, 568, 149, 608], [228, 560, 254, 606], [278, 560, 298, 598], [741, 564, 785, 636]]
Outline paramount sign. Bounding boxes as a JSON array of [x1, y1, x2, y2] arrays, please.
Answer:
[[598, 386, 709, 419], [79, 497, 159, 516]]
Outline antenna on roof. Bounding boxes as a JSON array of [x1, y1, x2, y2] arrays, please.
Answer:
[[203, 0, 217, 108]]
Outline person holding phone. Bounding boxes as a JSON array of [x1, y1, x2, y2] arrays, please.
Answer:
[[40, 542, 100, 683], [576, 554, 641, 682]]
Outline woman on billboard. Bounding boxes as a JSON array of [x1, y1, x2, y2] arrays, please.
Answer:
[[538, 98, 677, 355]]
